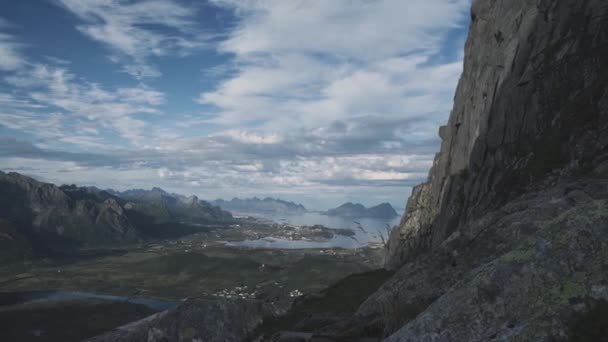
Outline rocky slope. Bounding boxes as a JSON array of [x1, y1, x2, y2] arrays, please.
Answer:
[[367, 0, 608, 340], [385, 0, 608, 269], [212, 197, 307, 216], [324, 202, 399, 219]]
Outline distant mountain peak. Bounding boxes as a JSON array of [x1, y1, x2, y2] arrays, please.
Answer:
[[324, 202, 398, 219], [212, 197, 307, 216]]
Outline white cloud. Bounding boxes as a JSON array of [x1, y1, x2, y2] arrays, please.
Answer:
[[121, 63, 162, 79], [212, 0, 465, 58], [0, 21, 24, 71], [57, 0, 213, 79], [158, 167, 174, 178], [219, 130, 284, 144], [201, 0, 469, 133], [3, 62, 165, 146]]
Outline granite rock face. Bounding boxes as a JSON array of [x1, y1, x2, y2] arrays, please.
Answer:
[[360, 178, 608, 340], [371, 0, 608, 340], [386, 0, 608, 269]]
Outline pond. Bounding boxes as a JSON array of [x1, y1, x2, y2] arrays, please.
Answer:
[[0, 291, 178, 311]]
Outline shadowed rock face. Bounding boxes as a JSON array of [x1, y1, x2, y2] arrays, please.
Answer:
[[386, 0, 608, 269], [0, 171, 140, 252], [0, 218, 32, 262], [361, 179, 608, 341]]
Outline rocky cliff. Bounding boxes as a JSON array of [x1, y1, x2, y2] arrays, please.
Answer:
[[362, 0, 608, 340], [386, 0, 608, 269]]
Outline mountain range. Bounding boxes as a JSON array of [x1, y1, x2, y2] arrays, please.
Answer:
[[0, 171, 232, 261], [110, 187, 232, 225], [323, 202, 398, 219], [212, 197, 307, 216]]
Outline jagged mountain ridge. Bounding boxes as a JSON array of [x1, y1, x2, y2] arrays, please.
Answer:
[[324, 202, 399, 219], [0, 171, 140, 256], [111, 187, 233, 224], [0, 171, 233, 258]]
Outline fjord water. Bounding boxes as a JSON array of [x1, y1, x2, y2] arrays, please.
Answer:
[[228, 212, 402, 249]]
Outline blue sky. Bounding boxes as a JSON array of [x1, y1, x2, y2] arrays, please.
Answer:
[[0, 0, 471, 210]]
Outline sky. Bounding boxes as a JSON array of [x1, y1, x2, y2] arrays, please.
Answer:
[[0, 0, 471, 210]]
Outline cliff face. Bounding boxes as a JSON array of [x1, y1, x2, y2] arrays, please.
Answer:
[[386, 0, 608, 269], [0, 171, 141, 252]]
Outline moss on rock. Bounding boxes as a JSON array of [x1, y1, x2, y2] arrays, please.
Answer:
[[501, 249, 535, 263]]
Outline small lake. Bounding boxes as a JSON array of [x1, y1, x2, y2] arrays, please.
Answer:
[[0, 291, 178, 311], [228, 212, 402, 249]]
